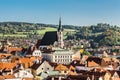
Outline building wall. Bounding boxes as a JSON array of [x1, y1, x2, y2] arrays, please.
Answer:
[[42, 53, 53, 62], [32, 50, 42, 57], [14, 69, 33, 78], [53, 54, 73, 64], [36, 61, 54, 75]]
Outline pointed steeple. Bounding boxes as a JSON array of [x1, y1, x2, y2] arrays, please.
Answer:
[[58, 17, 62, 31], [57, 17, 64, 48]]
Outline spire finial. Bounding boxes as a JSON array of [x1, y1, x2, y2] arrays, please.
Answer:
[[58, 16, 62, 31]]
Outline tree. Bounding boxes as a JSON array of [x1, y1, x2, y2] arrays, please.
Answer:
[[82, 50, 91, 56]]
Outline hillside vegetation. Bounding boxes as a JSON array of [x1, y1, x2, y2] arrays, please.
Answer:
[[0, 22, 75, 38], [0, 22, 120, 46], [74, 23, 120, 46]]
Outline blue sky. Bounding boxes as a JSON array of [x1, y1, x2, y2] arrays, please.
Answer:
[[0, 0, 120, 26]]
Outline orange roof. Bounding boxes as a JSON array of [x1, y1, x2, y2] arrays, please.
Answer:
[[19, 57, 39, 63], [0, 75, 15, 79], [7, 47, 22, 53], [111, 78, 120, 80], [22, 78, 34, 80], [112, 58, 119, 62], [55, 64, 69, 71], [30, 56, 38, 61], [88, 61, 99, 67], [19, 58, 31, 63], [0, 62, 16, 70], [4, 75, 15, 79], [103, 58, 111, 61], [68, 71, 77, 75], [0, 54, 11, 58], [69, 65, 75, 70], [82, 55, 89, 61], [0, 76, 4, 79]]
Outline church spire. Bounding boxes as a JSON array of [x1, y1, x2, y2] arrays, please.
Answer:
[[58, 17, 62, 31], [57, 17, 64, 48]]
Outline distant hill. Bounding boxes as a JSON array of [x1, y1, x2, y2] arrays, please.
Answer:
[[0, 22, 120, 46], [0, 22, 77, 39], [0, 22, 79, 34], [73, 23, 120, 46]]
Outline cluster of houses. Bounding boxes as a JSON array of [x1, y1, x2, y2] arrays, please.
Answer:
[[0, 48, 120, 80], [0, 18, 120, 80]]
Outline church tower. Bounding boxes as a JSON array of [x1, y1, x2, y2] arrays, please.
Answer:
[[57, 17, 64, 48]]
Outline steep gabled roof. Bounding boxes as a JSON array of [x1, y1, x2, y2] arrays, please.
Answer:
[[40, 31, 58, 46], [31, 60, 45, 70], [117, 71, 120, 77], [88, 61, 99, 67], [86, 57, 102, 65], [108, 70, 117, 77], [55, 64, 69, 71]]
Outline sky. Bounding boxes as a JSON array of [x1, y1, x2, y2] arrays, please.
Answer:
[[0, 0, 120, 26]]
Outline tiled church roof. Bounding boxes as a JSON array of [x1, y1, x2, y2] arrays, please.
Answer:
[[40, 31, 58, 46]]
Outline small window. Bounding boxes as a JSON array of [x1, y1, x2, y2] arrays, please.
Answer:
[[42, 68, 43, 70], [47, 68, 49, 70], [64, 71, 67, 73]]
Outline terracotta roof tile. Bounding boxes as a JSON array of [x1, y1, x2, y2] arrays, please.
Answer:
[[4, 75, 15, 79], [55, 64, 69, 71], [0, 62, 16, 70], [22, 78, 34, 80], [7, 47, 22, 53], [19, 58, 31, 63], [112, 58, 119, 62], [68, 71, 77, 75], [103, 58, 111, 61], [88, 61, 99, 67], [0, 54, 12, 58], [111, 78, 120, 80], [0, 76, 4, 79], [86, 57, 102, 65], [0, 75, 15, 79]]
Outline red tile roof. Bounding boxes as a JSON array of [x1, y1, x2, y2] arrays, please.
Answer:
[[0, 62, 16, 70]]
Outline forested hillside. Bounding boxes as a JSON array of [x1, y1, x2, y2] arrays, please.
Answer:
[[0, 22, 120, 46]]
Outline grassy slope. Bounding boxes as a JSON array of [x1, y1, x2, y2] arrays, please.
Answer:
[[37, 27, 57, 35], [0, 27, 75, 38]]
